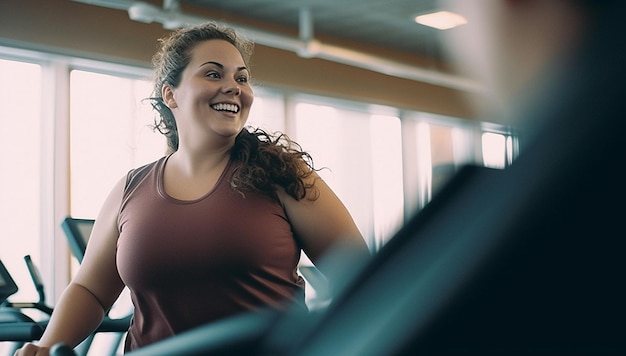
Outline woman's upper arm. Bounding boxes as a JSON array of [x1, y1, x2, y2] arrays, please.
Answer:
[[71, 175, 127, 310], [278, 172, 370, 268]]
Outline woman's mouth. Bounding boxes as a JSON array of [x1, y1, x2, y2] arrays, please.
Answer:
[[211, 103, 240, 113]]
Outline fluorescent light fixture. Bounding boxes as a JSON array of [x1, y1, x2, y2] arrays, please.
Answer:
[[414, 10, 467, 30]]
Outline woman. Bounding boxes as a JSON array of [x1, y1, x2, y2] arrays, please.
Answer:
[[16, 22, 368, 355]]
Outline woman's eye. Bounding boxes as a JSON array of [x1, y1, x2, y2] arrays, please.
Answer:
[[206, 71, 220, 79], [237, 76, 249, 83]]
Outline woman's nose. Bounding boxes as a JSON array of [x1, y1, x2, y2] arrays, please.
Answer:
[[224, 82, 241, 95]]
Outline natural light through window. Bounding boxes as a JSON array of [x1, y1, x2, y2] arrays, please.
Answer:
[[0, 59, 42, 301], [246, 89, 286, 134], [416, 122, 433, 207], [293, 102, 404, 249], [369, 115, 403, 248], [70, 70, 165, 219], [482, 132, 506, 169]]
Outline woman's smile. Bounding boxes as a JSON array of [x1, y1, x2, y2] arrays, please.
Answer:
[[210, 102, 240, 114]]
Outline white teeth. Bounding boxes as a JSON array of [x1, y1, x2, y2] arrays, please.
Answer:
[[211, 103, 240, 113]]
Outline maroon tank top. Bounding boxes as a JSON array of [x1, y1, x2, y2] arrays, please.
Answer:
[[117, 155, 306, 351]]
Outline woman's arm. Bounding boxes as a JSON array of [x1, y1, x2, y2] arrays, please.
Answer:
[[15, 176, 127, 356], [277, 171, 371, 283]]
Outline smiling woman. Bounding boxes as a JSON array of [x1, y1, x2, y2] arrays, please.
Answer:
[[159, 40, 255, 155], [13, 21, 370, 355], [149, 23, 254, 153]]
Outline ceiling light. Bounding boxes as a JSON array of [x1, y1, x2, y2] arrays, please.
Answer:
[[414, 11, 467, 30]]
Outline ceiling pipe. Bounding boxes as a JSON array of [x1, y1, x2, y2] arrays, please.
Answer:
[[72, 0, 483, 92], [297, 6, 315, 59]]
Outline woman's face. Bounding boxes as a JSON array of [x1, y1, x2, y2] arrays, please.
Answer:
[[164, 39, 254, 146]]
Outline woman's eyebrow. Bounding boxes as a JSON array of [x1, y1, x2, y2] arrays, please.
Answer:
[[199, 61, 248, 73], [200, 61, 222, 68]]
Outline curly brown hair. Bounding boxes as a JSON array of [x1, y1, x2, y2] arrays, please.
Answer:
[[231, 127, 318, 201], [148, 22, 318, 201]]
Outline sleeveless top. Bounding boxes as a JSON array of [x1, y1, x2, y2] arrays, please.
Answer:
[[116, 154, 306, 351]]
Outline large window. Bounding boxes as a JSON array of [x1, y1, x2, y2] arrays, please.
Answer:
[[402, 113, 518, 216], [291, 99, 404, 249], [0, 59, 43, 302], [69, 70, 164, 219], [246, 88, 286, 133], [0, 45, 518, 312], [482, 131, 516, 169]]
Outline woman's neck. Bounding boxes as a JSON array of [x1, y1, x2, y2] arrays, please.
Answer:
[[168, 145, 232, 177]]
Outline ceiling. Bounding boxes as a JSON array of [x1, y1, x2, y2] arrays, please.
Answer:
[[71, 0, 477, 91], [183, 0, 446, 61]]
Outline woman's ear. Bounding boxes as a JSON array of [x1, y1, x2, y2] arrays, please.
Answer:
[[162, 84, 177, 109]]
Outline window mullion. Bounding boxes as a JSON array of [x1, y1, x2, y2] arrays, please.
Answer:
[[41, 60, 72, 303]]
